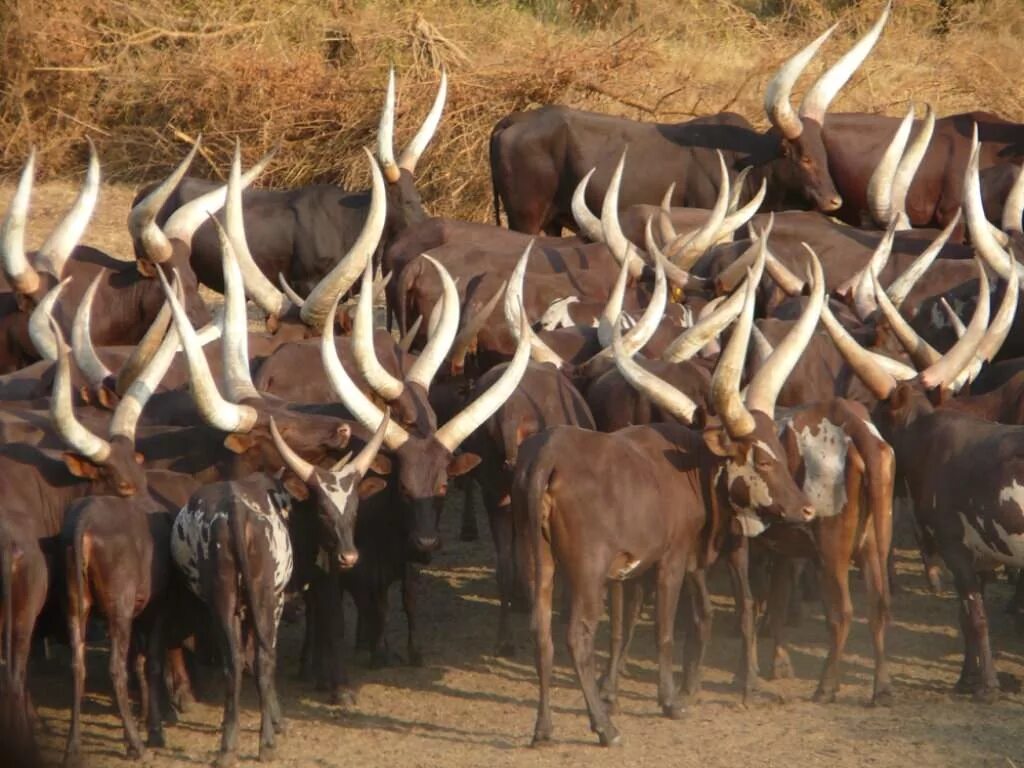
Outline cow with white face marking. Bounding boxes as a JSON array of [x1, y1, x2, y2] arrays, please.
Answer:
[[169, 413, 387, 767], [821, 235, 1024, 701]]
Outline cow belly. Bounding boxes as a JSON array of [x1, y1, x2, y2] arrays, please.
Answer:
[[958, 480, 1024, 566]]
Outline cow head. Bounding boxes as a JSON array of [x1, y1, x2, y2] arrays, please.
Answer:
[[270, 414, 390, 569], [325, 258, 531, 556], [763, 3, 890, 213], [376, 67, 447, 235]]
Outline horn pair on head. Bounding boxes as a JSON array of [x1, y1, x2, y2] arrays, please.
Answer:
[[377, 67, 448, 183]]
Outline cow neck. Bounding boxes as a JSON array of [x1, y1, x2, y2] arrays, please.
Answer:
[[697, 443, 741, 568]]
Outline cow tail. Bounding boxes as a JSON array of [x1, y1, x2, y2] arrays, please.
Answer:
[[72, 517, 89, 651], [871, 442, 896, 611], [228, 507, 274, 656], [0, 523, 12, 670], [523, 448, 556, 632], [489, 125, 504, 226]]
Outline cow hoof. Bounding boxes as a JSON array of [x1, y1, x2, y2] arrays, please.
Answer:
[[769, 658, 793, 681], [871, 688, 894, 708], [214, 751, 237, 768], [126, 742, 146, 761], [172, 690, 195, 714], [662, 702, 685, 720], [973, 686, 1000, 704], [812, 687, 837, 704], [530, 727, 553, 747], [330, 688, 358, 708], [258, 744, 277, 762], [597, 726, 622, 747], [953, 676, 979, 695], [62, 751, 83, 768], [147, 729, 166, 748]]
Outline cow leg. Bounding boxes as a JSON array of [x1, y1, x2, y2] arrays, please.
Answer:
[[566, 582, 619, 746], [366, 585, 393, 668], [530, 540, 556, 746], [654, 559, 687, 719], [143, 613, 167, 747], [726, 541, 761, 703], [109, 606, 147, 760], [214, 598, 243, 768], [599, 578, 645, 713], [857, 525, 892, 706], [945, 544, 999, 701], [401, 564, 423, 667], [459, 478, 479, 542], [765, 555, 796, 680], [254, 631, 279, 761], [63, 552, 91, 768], [813, 495, 858, 704], [681, 570, 712, 700], [489, 495, 518, 658]]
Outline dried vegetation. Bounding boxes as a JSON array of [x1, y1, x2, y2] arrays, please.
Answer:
[[1, 0, 1023, 221]]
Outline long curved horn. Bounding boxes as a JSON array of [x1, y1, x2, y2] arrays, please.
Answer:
[[658, 184, 678, 245], [819, 301, 897, 400], [353, 257, 405, 401], [435, 297, 531, 453], [643, 216, 696, 293], [28, 278, 70, 362], [975, 264, 1020, 365], [601, 149, 646, 278], [398, 314, 423, 352], [745, 244, 825, 417], [710, 268, 757, 436], [964, 126, 1024, 281], [890, 105, 935, 230], [504, 241, 567, 368], [597, 247, 631, 348], [713, 218, 773, 293], [715, 178, 767, 244], [919, 258, 991, 390], [765, 24, 837, 140], [300, 148, 386, 329], [450, 280, 507, 370], [1003, 165, 1024, 234], [114, 274, 181, 396], [225, 142, 292, 318], [799, 2, 891, 125], [160, 147, 276, 259], [345, 409, 391, 478], [398, 68, 447, 174], [727, 167, 752, 214], [71, 272, 114, 388], [322, 301, 410, 450], [128, 140, 202, 265], [211, 215, 259, 404], [667, 152, 730, 269], [866, 105, 915, 228], [871, 269, 941, 369], [850, 222, 896, 320], [377, 68, 400, 183], [35, 139, 100, 278], [48, 316, 111, 462], [664, 236, 765, 362], [270, 417, 317, 482], [613, 315, 697, 424], [405, 255, 460, 391], [109, 305, 182, 442], [939, 298, 966, 338], [1, 150, 42, 295], [571, 169, 604, 242], [157, 267, 259, 433], [884, 211, 959, 309]]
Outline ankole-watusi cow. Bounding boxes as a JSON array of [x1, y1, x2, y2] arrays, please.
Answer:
[[821, 248, 1024, 702], [133, 68, 445, 297], [0, 145, 219, 373], [512, 252, 816, 747], [489, 5, 892, 234]]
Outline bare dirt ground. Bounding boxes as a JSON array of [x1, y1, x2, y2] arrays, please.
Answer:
[[5, 182, 1024, 767]]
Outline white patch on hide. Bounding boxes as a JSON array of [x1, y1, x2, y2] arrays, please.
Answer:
[[539, 296, 579, 331], [789, 419, 850, 519]]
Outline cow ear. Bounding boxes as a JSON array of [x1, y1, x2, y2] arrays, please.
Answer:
[[96, 385, 118, 411], [136, 260, 157, 279], [370, 454, 392, 476], [14, 292, 34, 314], [282, 474, 309, 501], [77, 385, 93, 406], [701, 424, 735, 458], [224, 433, 257, 454], [448, 452, 481, 477], [358, 477, 388, 500], [134, 452, 146, 465], [334, 424, 352, 449], [63, 453, 101, 479]]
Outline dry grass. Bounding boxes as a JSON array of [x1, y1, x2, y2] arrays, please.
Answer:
[[2, 0, 1023, 222]]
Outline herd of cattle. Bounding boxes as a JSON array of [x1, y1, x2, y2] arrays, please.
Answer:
[[3, 0, 1024, 762]]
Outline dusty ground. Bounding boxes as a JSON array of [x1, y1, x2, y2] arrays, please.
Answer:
[[5, 182, 1024, 767]]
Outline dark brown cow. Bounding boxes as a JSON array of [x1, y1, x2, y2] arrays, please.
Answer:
[[512, 264, 816, 746], [490, 7, 891, 234]]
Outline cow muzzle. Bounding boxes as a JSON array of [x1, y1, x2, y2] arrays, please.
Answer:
[[337, 551, 359, 569], [411, 535, 441, 553], [821, 195, 843, 213]]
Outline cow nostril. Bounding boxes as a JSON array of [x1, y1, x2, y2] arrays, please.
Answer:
[[413, 536, 440, 552], [802, 506, 816, 521], [827, 196, 842, 211], [338, 551, 359, 569]]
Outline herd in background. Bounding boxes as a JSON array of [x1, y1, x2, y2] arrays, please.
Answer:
[[3, 0, 1024, 762]]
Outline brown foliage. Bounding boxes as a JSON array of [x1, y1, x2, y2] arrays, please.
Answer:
[[1, 0, 1023, 222]]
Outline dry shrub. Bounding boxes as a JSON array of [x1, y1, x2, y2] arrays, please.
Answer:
[[1, 0, 1023, 222]]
